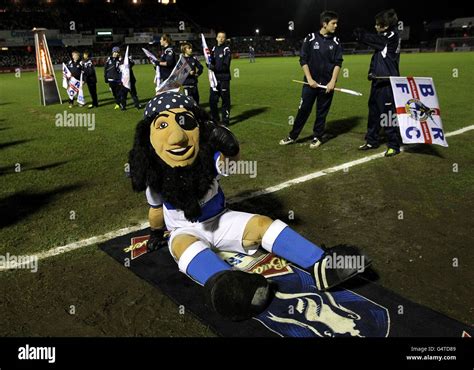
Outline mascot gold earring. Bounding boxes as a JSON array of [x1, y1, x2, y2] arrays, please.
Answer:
[[129, 92, 370, 321]]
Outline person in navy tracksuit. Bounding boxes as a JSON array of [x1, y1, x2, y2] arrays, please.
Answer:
[[104, 46, 126, 110], [181, 42, 203, 104], [280, 11, 343, 149], [354, 9, 402, 157], [209, 31, 232, 126], [152, 34, 177, 84]]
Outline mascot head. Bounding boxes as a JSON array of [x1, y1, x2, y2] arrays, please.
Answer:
[[128, 92, 217, 220]]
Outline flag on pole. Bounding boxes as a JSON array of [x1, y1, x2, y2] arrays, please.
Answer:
[[121, 46, 131, 90], [201, 33, 218, 91], [62, 63, 71, 89], [390, 77, 447, 147], [155, 55, 191, 95], [142, 47, 161, 91], [77, 72, 85, 106]]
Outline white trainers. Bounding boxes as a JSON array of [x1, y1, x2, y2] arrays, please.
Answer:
[[279, 137, 295, 145], [309, 138, 322, 149]]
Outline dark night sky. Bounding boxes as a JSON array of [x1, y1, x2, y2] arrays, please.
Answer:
[[176, 0, 469, 40]]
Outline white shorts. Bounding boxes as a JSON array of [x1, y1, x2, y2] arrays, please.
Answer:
[[168, 210, 258, 260]]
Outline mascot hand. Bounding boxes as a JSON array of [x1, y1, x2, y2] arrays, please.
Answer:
[[147, 228, 168, 252], [208, 124, 240, 157]]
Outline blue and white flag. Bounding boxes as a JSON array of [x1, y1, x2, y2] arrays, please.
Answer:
[[121, 46, 131, 90], [62, 63, 71, 89], [155, 55, 191, 95], [63, 62, 84, 104], [390, 76, 447, 147], [142, 47, 161, 91], [201, 33, 218, 91], [77, 72, 85, 106]]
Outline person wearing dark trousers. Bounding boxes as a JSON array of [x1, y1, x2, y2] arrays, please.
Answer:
[[181, 42, 203, 104], [123, 55, 141, 109], [153, 34, 176, 84], [280, 11, 343, 149], [81, 50, 98, 108], [104, 46, 125, 110], [66, 50, 83, 108], [209, 31, 232, 126], [249, 46, 255, 63], [353, 9, 401, 157]]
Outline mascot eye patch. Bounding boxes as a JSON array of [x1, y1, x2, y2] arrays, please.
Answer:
[[175, 112, 198, 130]]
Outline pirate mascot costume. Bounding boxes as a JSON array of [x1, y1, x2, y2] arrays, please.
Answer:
[[129, 92, 370, 321]]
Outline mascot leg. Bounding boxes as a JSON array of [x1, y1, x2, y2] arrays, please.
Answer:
[[171, 234, 273, 321], [244, 217, 370, 291]]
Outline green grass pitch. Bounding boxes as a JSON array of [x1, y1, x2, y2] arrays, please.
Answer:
[[0, 52, 473, 255]]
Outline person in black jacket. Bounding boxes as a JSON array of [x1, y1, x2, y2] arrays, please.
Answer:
[[181, 42, 203, 104], [81, 50, 98, 108], [354, 9, 402, 157], [66, 50, 83, 108], [153, 34, 177, 85], [104, 46, 125, 110], [279, 11, 343, 149], [209, 31, 232, 126]]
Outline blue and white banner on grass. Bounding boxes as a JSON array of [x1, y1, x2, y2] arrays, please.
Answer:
[[390, 77, 448, 147], [201, 33, 218, 91]]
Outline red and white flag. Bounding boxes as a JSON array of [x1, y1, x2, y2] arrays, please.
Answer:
[[390, 77, 447, 147], [201, 33, 218, 91]]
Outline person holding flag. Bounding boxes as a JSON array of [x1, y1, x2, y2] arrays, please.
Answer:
[[181, 42, 203, 104], [279, 11, 343, 149], [81, 50, 98, 109], [353, 9, 401, 157], [121, 46, 141, 110], [155, 34, 177, 85], [209, 31, 232, 126], [104, 46, 126, 110], [65, 50, 83, 108]]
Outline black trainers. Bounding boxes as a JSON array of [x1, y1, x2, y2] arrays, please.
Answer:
[[204, 270, 274, 321], [358, 143, 378, 150], [313, 245, 371, 291]]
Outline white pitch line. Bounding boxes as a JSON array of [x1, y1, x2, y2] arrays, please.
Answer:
[[2, 124, 474, 272], [445, 125, 474, 137]]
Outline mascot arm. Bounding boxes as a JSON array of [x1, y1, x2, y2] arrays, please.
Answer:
[[148, 207, 168, 251], [209, 125, 240, 158]]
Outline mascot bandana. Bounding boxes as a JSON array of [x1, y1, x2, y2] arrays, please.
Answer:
[[129, 92, 370, 321]]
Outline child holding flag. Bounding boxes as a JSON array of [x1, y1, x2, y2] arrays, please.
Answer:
[[353, 9, 402, 157], [65, 51, 83, 108], [181, 42, 203, 104]]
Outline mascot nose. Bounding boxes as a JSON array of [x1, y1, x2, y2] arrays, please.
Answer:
[[167, 125, 188, 146]]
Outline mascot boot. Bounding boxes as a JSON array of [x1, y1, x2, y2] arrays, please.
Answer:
[[204, 270, 274, 321]]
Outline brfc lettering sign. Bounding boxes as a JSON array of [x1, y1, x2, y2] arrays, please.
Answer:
[[390, 77, 448, 147]]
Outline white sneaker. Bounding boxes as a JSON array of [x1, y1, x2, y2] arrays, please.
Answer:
[[309, 138, 322, 149], [279, 137, 295, 145]]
